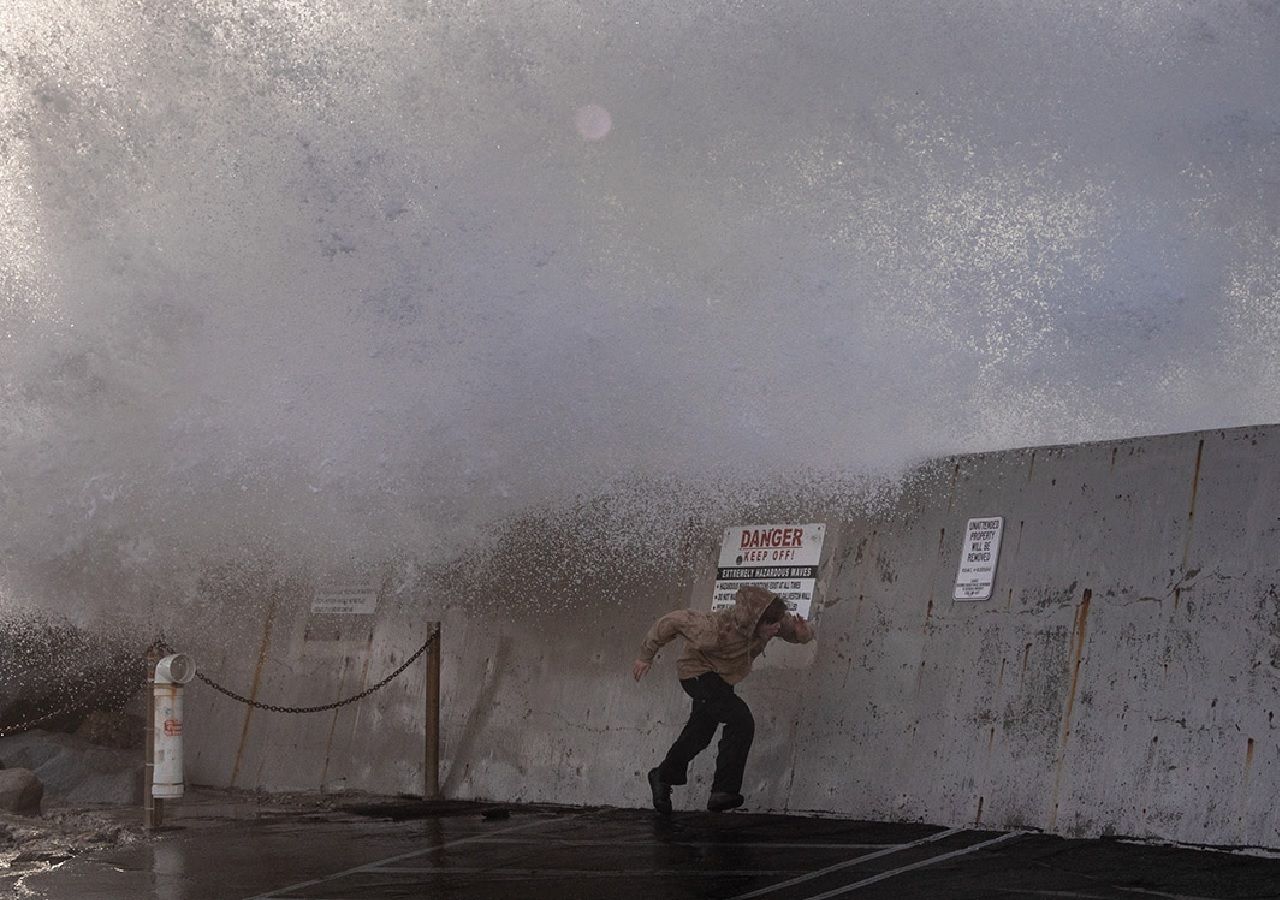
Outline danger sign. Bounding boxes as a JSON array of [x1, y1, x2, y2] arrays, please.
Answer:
[[712, 523, 825, 617]]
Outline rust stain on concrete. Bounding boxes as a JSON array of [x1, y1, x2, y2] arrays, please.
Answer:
[[854, 530, 878, 602], [1175, 439, 1205, 610], [346, 641, 377, 746], [1049, 588, 1093, 829], [1241, 736, 1257, 837], [975, 794, 985, 825], [996, 657, 1007, 690], [948, 462, 961, 511], [319, 656, 353, 788], [321, 632, 374, 789], [230, 595, 278, 788], [1062, 590, 1093, 742], [914, 658, 927, 695]]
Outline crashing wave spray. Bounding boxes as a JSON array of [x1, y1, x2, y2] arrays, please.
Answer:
[[2, 1, 1279, 623]]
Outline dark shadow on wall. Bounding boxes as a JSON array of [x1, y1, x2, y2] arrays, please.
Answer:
[[441, 633, 513, 796]]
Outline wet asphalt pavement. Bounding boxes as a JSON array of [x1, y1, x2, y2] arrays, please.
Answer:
[[10, 792, 1280, 899]]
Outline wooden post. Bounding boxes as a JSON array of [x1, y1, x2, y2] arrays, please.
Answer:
[[424, 624, 441, 800]]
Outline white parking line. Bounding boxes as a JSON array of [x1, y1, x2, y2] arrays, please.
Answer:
[[798, 830, 1025, 898], [993, 891, 1218, 900], [250, 816, 1023, 900], [243, 814, 578, 899], [449, 838, 895, 850], [726, 827, 965, 899], [368, 867, 800, 876], [991, 892, 1118, 899]]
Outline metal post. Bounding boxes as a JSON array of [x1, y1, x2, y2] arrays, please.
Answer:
[[143, 643, 165, 829], [424, 624, 441, 800]]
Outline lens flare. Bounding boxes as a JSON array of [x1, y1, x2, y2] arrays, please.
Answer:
[[574, 104, 613, 142]]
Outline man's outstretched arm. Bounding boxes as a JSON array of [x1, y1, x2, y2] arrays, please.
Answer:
[[633, 609, 694, 681]]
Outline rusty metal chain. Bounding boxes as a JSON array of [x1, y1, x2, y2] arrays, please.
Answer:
[[0, 667, 146, 739], [0, 702, 86, 738], [193, 627, 439, 714], [1, 628, 437, 733]]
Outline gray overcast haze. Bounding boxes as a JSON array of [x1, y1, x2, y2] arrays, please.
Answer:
[[2, 1, 1280, 585]]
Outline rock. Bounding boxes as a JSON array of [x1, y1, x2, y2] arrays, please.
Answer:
[[0, 768, 43, 816], [0, 731, 142, 806], [13, 849, 72, 865], [75, 710, 145, 750]]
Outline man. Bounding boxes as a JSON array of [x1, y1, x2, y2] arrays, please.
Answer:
[[633, 585, 816, 814]]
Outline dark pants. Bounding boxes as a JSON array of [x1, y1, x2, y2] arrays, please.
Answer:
[[657, 672, 755, 794]]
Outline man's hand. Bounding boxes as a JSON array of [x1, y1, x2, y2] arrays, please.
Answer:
[[790, 613, 814, 642], [632, 659, 652, 682]]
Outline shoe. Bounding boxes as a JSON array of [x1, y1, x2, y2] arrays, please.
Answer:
[[707, 792, 744, 812], [647, 768, 673, 815]]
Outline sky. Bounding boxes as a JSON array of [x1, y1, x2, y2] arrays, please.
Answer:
[[1, 0, 1279, 581]]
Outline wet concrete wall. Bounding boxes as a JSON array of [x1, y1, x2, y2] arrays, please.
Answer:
[[182, 424, 1280, 848], [779, 424, 1280, 846]]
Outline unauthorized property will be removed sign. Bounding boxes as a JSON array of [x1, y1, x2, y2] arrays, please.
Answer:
[[953, 516, 1004, 601], [712, 523, 826, 618]]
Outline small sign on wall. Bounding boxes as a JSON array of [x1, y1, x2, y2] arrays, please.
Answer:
[[954, 516, 1004, 601], [311, 575, 379, 615], [712, 523, 826, 618]]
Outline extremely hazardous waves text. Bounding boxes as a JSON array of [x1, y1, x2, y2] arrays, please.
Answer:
[[714, 580, 806, 609]]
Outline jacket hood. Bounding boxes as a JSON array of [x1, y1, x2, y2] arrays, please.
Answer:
[[728, 585, 781, 635]]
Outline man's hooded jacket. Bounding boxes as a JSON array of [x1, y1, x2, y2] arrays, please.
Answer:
[[638, 586, 815, 684]]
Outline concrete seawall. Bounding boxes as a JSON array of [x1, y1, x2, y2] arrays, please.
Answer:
[[183, 423, 1280, 847]]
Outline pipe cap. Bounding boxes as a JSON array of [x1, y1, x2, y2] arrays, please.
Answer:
[[155, 654, 195, 685]]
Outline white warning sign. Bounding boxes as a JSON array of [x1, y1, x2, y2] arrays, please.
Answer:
[[954, 516, 1004, 601], [712, 524, 826, 618], [311, 575, 379, 615]]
